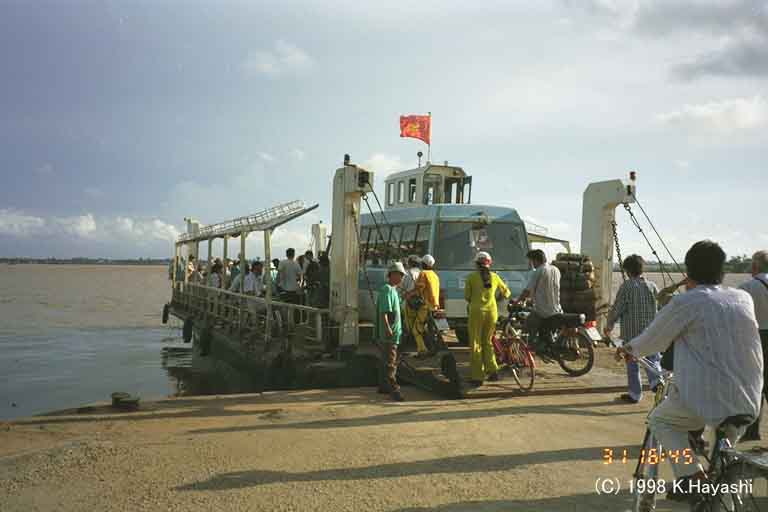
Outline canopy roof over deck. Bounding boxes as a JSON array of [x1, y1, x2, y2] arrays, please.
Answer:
[[177, 200, 319, 244]]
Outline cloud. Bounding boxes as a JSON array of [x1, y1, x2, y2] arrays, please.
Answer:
[[672, 33, 768, 80], [242, 40, 313, 77], [632, 0, 767, 36], [675, 160, 690, 169], [0, 210, 179, 244], [111, 217, 180, 242], [257, 152, 275, 162], [656, 95, 768, 132], [362, 153, 417, 178], [0, 209, 46, 236], [290, 148, 306, 161], [53, 214, 98, 238], [563, 0, 768, 79]]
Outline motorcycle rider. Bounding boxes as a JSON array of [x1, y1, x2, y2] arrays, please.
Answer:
[[512, 249, 562, 352]]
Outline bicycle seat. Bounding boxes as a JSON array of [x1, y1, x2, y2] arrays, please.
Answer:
[[718, 414, 756, 429]]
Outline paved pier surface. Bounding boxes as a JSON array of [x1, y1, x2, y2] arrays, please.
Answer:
[[4, 365, 768, 512]]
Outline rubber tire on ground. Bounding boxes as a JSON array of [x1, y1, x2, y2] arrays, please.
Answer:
[[556, 331, 595, 377], [454, 326, 469, 346], [182, 318, 193, 344], [162, 303, 170, 324]]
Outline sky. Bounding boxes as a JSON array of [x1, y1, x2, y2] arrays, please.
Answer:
[[0, 0, 765, 262]]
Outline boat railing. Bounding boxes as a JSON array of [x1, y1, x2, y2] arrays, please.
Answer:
[[171, 282, 328, 346]]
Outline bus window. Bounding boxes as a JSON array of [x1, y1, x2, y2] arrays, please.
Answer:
[[414, 223, 430, 255], [400, 223, 431, 257], [408, 178, 417, 202], [435, 221, 528, 269], [384, 225, 402, 263]]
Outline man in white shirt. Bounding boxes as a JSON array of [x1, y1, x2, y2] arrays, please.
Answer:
[[617, 240, 763, 505], [741, 249, 768, 440], [513, 249, 562, 349], [278, 248, 303, 326]]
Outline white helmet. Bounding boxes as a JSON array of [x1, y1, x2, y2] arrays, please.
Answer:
[[422, 254, 435, 268], [476, 251, 492, 267]]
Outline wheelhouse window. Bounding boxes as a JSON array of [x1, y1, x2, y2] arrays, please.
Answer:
[[387, 183, 395, 206], [408, 178, 417, 202], [434, 221, 528, 269], [397, 181, 405, 203]]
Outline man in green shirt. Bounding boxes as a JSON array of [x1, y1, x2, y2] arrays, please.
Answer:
[[377, 261, 406, 401]]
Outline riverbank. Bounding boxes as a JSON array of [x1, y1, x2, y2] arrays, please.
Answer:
[[5, 385, 765, 511]]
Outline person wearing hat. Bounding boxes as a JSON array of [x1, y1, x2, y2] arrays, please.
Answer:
[[405, 254, 441, 356], [400, 255, 422, 298], [377, 261, 406, 401], [464, 251, 511, 384]]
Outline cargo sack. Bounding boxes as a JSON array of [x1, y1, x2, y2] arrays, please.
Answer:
[[560, 272, 591, 291], [556, 253, 589, 263]]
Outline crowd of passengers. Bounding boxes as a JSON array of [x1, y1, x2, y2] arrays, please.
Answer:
[[171, 248, 331, 309]]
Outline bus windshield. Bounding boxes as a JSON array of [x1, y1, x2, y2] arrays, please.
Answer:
[[434, 221, 529, 270]]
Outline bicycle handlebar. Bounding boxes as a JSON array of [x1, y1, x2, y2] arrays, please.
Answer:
[[609, 337, 673, 381]]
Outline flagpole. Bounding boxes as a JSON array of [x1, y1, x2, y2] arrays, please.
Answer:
[[427, 111, 432, 164]]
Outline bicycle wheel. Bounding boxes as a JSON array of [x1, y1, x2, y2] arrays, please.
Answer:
[[703, 462, 761, 512], [633, 429, 661, 512], [510, 342, 535, 392], [556, 330, 595, 377]]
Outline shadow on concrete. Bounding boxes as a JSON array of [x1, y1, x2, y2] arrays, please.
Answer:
[[176, 446, 639, 492], [188, 399, 641, 435], [390, 493, 641, 512]]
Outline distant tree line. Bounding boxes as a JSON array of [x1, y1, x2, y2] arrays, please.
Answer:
[[613, 255, 753, 274], [0, 257, 171, 266]]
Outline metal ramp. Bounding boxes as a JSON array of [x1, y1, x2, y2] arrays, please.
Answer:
[[178, 200, 317, 242]]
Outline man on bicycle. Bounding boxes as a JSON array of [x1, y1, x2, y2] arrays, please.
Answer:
[[616, 240, 763, 504], [512, 249, 562, 352]]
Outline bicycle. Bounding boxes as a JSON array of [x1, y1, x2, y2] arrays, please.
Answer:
[[611, 338, 763, 512], [491, 313, 536, 391]]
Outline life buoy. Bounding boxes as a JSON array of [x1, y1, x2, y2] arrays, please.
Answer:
[[162, 303, 170, 324]]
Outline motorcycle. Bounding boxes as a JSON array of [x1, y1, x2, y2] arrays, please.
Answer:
[[505, 303, 598, 377]]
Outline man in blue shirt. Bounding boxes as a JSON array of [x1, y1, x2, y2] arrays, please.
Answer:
[[377, 261, 406, 401]]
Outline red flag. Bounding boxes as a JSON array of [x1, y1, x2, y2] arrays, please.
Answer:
[[399, 115, 431, 145]]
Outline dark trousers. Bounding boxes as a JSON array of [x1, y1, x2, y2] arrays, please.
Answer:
[[281, 291, 300, 324], [746, 330, 768, 438], [378, 342, 400, 393]]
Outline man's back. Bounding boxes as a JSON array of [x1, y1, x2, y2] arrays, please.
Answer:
[[417, 269, 440, 308], [632, 285, 763, 424], [278, 259, 301, 292], [526, 263, 562, 317]]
